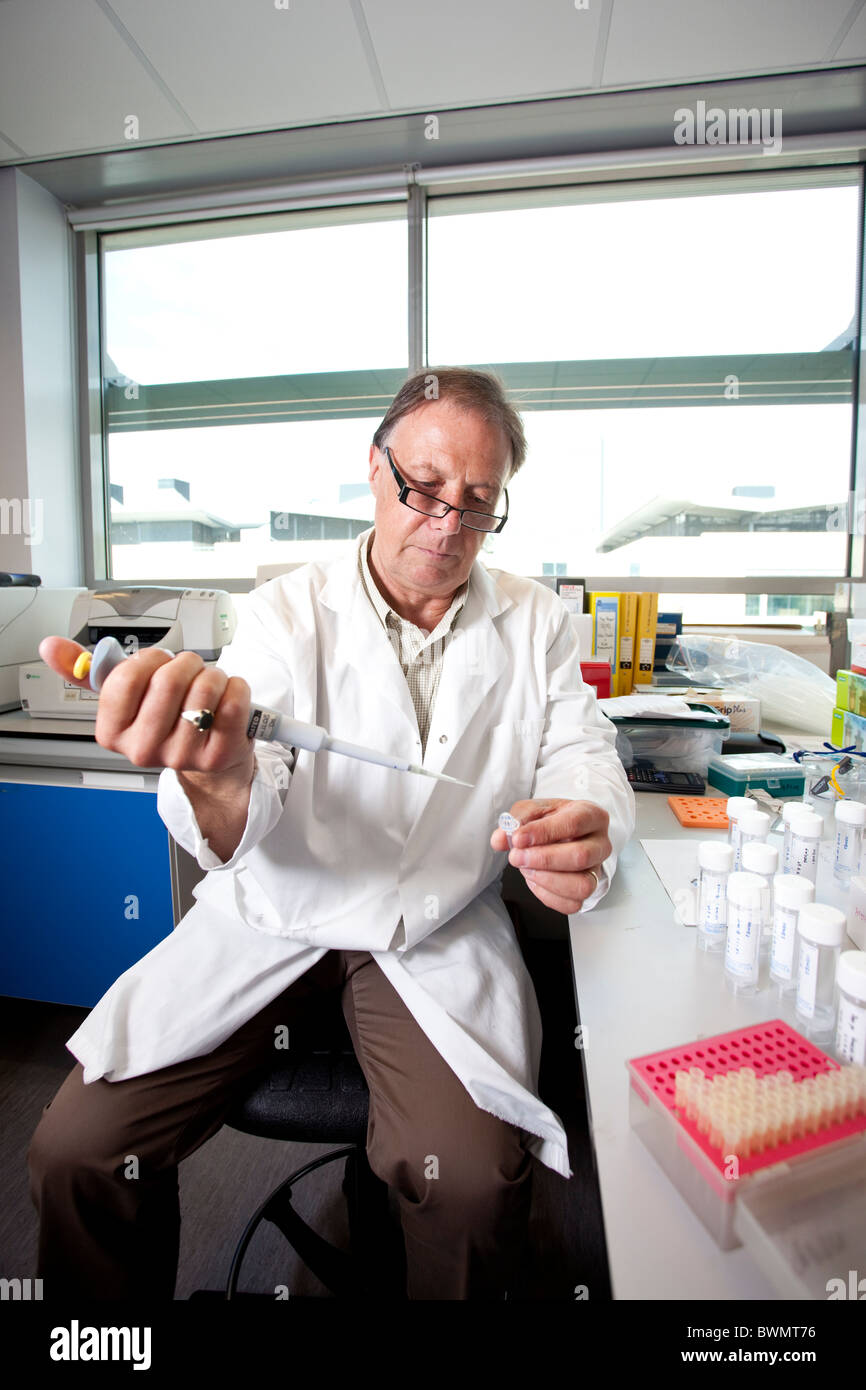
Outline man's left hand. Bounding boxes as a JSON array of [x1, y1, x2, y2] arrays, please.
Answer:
[[489, 798, 611, 915]]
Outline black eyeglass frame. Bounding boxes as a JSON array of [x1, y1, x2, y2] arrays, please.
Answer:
[[382, 446, 509, 533]]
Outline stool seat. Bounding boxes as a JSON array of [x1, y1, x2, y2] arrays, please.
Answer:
[[226, 1048, 369, 1145], [213, 1012, 407, 1299]]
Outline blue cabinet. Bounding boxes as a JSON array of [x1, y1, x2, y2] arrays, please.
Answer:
[[0, 780, 175, 1006]]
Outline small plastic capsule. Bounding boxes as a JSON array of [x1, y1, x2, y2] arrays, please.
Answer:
[[498, 813, 520, 850]]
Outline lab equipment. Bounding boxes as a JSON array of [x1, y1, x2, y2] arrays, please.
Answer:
[[74, 636, 473, 789], [724, 871, 766, 996], [673, 1065, 866, 1158], [706, 752, 805, 800], [781, 801, 814, 872], [605, 702, 729, 776], [769, 874, 815, 996], [665, 633, 836, 735], [627, 1019, 866, 1252], [808, 754, 854, 798], [795, 904, 847, 1042], [625, 766, 705, 793], [636, 686, 763, 733], [666, 795, 729, 828], [498, 812, 520, 850], [848, 875, 866, 951], [847, 617, 866, 674], [696, 841, 734, 953], [836, 952, 866, 1065], [789, 810, 823, 883], [795, 746, 866, 831], [740, 841, 778, 955], [19, 586, 237, 720], [726, 795, 753, 869], [0, 584, 87, 713], [834, 798, 866, 882], [836, 667, 866, 716], [736, 807, 771, 864]]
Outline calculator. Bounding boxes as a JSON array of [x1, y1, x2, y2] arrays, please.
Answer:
[[626, 765, 705, 793]]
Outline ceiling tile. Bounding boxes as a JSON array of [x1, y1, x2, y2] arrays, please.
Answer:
[[108, 0, 384, 133], [0, 0, 191, 157], [362, 0, 601, 108], [834, 5, 866, 59], [0, 133, 24, 162], [603, 0, 855, 86]]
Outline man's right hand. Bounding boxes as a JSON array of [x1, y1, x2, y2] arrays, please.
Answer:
[[38, 636, 256, 788]]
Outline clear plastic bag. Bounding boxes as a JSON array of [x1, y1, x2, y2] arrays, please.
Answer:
[[665, 635, 835, 735]]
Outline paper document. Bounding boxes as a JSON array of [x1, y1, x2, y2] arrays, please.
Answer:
[[639, 838, 702, 925], [599, 695, 719, 721]]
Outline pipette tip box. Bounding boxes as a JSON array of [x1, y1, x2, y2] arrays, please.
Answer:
[[627, 1021, 866, 1254]]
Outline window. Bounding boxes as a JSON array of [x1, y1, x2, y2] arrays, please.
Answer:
[[93, 166, 861, 621], [101, 204, 407, 580], [427, 170, 860, 615]]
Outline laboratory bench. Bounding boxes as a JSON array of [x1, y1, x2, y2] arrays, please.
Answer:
[[568, 725, 853, 1301], [0, 709, 201, 1006]]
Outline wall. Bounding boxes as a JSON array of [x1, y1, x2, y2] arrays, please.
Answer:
[[0, 168, 81, 585]]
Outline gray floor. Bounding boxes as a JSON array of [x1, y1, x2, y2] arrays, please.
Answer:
[[0, 936, 610, 1301]]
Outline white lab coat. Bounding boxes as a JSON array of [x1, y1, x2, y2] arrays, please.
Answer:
[[66, 529, 635, 1180]]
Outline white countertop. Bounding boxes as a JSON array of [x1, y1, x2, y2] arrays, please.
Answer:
[[569, 731, 852, 1301]]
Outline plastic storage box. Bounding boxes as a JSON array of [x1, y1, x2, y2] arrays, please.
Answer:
[[733, 1141, 866, 1299], [609, 703, 729, 776], [848, 619, 866, 676], [627, 1021, 866, 1254], [707, 752, 806, 799]]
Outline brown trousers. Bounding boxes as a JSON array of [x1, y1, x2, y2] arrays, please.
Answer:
[[27, 948, 534, 1301]]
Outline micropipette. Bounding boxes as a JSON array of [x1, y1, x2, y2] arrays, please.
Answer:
[[73, 636, 474, 789]]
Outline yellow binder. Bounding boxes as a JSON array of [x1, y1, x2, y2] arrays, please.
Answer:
[[617, 592, 638, 696], [634, 592, 658, 686]]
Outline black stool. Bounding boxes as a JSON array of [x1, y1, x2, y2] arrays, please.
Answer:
[[220, 995, 407, 1300]]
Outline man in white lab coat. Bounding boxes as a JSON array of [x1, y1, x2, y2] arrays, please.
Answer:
[[29, 367, 635, 1300]]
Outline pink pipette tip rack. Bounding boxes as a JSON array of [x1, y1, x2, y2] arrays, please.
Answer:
[[627, 1020, 866, 1180]]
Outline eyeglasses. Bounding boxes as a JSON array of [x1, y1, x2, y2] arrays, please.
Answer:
[[383, 447, 509, 533]]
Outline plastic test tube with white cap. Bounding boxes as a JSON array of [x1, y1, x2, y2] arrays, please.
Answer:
[[696, 841, 734, 953], [726, 797, 754, 871], [782, 801, 816, 873], [795, 903, 847, 1041], [741, 840, 778, 955], [834, 799, 866, 883], [724, 871, 766, 996], [770, 873, 815, 996], [737, 807, 771, 858], [836, 951, 866, 1065], [849, 875, 866, 952], [789, 810, 824, 884]]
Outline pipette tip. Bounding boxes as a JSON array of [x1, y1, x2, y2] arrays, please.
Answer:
[[410, 764, 474, 789]]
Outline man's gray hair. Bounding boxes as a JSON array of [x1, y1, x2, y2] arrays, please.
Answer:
[[372, 366, 527, 480]]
